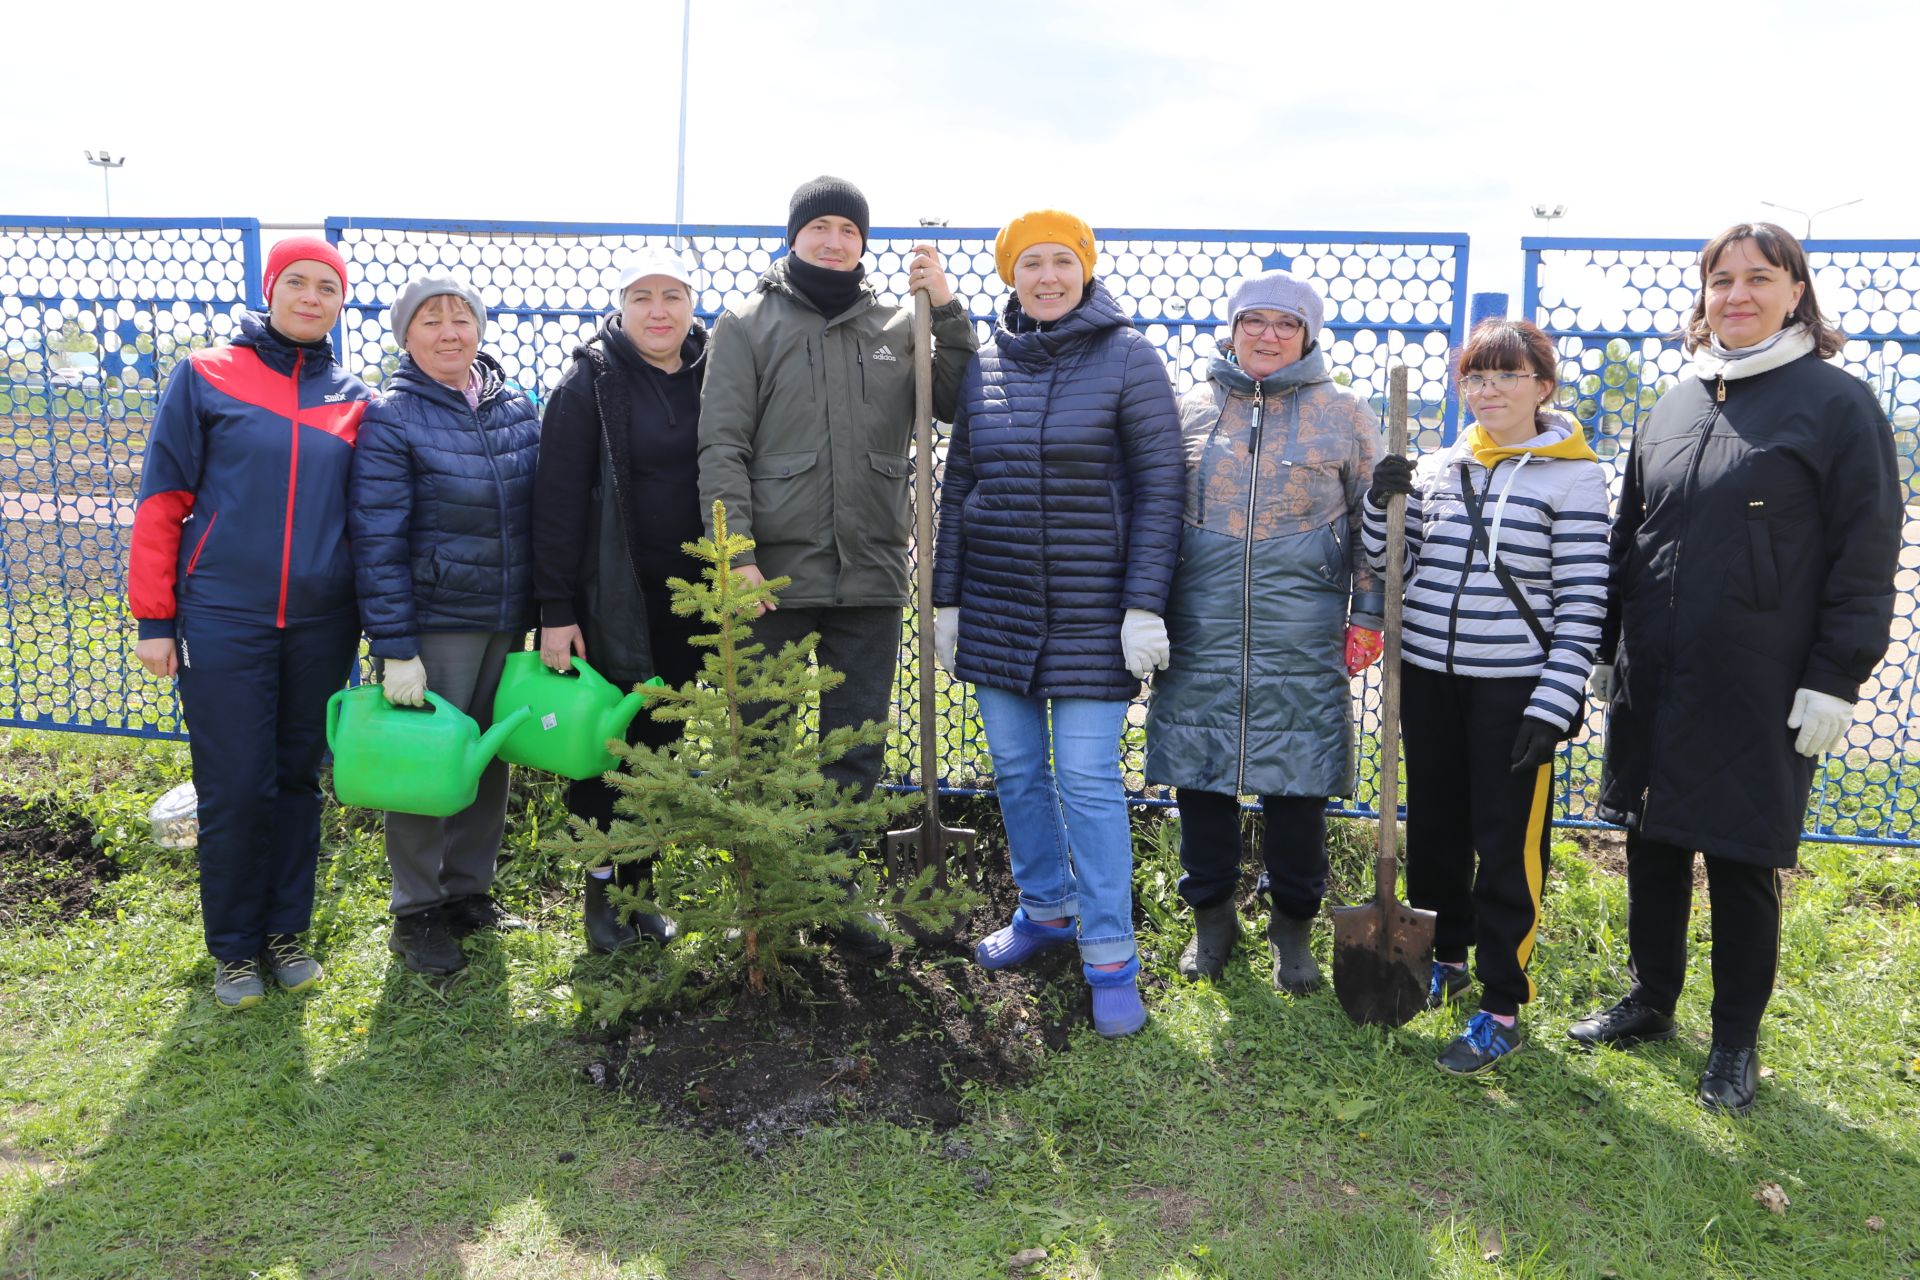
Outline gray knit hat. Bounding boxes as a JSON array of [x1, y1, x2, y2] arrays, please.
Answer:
[[390, 273, 487, 343], [1226, 269, 1324, 347]]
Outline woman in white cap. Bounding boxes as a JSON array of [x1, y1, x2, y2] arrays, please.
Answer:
[[348, 272, 542, 977], [1144, 268, 1384, 995], [532, 246, 708, 952]]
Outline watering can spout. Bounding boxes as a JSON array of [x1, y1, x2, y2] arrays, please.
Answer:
[[471, 704, 535, 780], [603, 676, 668, 741]]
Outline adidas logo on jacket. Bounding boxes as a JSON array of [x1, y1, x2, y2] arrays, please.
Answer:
[[1361, 412, 1611, 731]]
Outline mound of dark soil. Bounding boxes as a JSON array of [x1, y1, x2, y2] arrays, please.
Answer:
[[0, 797, 112, 927], [590, 797, 1163, 1148]]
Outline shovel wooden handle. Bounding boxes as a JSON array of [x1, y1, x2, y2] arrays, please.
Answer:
[[911, 289, 939, 825], [1376, 365, 1409, 908]]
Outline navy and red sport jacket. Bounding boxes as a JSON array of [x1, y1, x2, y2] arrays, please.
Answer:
[[128, 313, 372, 639]]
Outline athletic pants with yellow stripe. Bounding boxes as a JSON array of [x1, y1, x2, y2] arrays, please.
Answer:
[[1400, 663, 1554, 1018]]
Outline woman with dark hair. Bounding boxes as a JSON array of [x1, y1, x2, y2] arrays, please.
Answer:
[[1572, 222, 1901, 1115], [932, 209, 1185, 1038], [1143, 267, 1384, 995], [128, 236, 372, 1009], [1364, 316, 1610, 1075], [533, 246, 708, 953], [350, 273, 542, 978]]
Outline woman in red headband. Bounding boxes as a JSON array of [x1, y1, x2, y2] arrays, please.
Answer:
[[127, 236, 373, 1010]]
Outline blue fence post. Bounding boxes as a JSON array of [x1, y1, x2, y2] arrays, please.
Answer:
[[1470, 292, 1509, 325]]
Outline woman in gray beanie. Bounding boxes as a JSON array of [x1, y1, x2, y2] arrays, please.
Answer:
[[1143, 268, 1384, 994], [348, 272, 542, 977]]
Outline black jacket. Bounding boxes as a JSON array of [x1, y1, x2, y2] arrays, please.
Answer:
[[532, 319, 708, 684], [1598, 347, 1900, 865]]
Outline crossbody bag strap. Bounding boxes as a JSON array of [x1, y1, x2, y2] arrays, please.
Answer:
[[1455, 462, 1551, 653]]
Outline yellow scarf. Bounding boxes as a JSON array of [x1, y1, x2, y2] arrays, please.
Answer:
[[1463, 421, 1598, 470]]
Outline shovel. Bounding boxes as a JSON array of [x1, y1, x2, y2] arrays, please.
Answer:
[[882, 284, 977, 921], [1331, 362, 1436, 1026]]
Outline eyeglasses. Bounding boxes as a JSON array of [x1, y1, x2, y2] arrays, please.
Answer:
[[1459, 372, 1541, 394], [1237, 314, 1303, 339]]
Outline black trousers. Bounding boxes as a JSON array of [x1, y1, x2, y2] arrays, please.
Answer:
[[743, 604, 905, 808], [1175, 789, 1328, 921], [565, 576, 707, 834], [1401, 663, 1554, 1017], [1624, 832, 1780, 1048]]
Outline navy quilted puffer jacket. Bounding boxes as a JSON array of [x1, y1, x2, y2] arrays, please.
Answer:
[[932, 281, 1185, 699], [349, 352, 541, 659]]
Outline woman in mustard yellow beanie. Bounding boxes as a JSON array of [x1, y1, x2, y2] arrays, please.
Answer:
[[931, 210, 1185, 1037]]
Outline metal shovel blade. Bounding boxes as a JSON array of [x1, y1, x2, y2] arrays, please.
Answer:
[[882, 820, 977, 942], [1331, 896, 1437, 1027]]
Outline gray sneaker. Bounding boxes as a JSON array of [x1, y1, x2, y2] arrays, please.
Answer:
[[265, 933, 324, 992], [214, 955, 267, 1010]]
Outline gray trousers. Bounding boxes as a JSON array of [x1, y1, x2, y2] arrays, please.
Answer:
[[381, 630, 516, 917]]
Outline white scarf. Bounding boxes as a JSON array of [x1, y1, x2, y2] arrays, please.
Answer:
[[1688, 323, 1816, 384]]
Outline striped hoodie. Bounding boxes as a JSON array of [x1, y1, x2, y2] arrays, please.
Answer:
[[1361, 412, 1611, 731]]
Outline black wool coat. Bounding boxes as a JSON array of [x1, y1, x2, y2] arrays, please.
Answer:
[[1597, 348, 1901, 865]]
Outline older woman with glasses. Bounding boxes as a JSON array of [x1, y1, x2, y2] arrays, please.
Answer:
[[1144, 268, 1383, 994], [1362, 316, 1610, 1076]]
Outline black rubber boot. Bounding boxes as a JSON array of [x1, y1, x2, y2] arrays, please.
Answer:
[[1267, 913, 1322, 995], [614, 860, 677, 946], [1177, 900, 1241, 980], [583, 873, 640, 954]]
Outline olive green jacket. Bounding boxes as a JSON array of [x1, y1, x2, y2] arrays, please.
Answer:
[[697, 257, 978, 607]]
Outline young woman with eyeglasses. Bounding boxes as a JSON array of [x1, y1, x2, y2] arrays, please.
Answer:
[[1361, 316, 1610, 1075]]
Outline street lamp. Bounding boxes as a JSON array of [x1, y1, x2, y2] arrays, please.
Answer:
[[1532, 203, 1567, 224], [84, 150, 125, 216], [1759, 198, 1863, 240]]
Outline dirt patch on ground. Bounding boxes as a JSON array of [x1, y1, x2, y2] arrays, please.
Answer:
[[1125, 1185, 1208, 1234], [0, 796, 113, 928], [591, 798, 1162, 1148]]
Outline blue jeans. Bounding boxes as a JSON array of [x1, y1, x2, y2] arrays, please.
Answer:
[[973, 687, 1136, 966]]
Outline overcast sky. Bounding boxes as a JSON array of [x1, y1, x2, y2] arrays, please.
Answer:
[[2, 0, 1912, 305]]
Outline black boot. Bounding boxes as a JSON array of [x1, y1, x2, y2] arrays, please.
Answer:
[[614, 860, 677, 945], [583, 873, 640, 954], [389, 908, 467, 976], [1568, 995, 1677, 1049], [1698, 1043, 1759, 1116], [1178, 900, 1241, 980], [1267, 913, 1322, 994]]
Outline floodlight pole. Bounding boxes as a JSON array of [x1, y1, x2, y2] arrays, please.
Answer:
[[1760, 198, 1864, 240], [674, 0, 691, 246], [85, 150, 125, 217]]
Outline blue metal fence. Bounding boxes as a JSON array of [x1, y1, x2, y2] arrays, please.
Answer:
[[1524, 236, 1920, 844], [5, 214, 1913, 845]]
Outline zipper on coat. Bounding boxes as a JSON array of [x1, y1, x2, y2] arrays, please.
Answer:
[[1236, 385, 1265, 795], [185, 511, 219, 575], [470, 393, 513, 633], [856, 342, 867, 402], [276, 351, 304, 629]]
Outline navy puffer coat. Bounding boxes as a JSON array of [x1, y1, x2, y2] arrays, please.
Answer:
[[932, 281, 1185, 700], [349, 352, 541, 659]]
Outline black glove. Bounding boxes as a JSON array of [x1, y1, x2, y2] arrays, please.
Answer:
[[1510, 716, 1560, 773], [1367, 453, 1413, 507]]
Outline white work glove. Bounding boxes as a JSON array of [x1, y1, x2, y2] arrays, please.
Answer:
[[1787, 687, 1852, 758], [382, 656, 428, 707], [1589, 663, 1615, 705], [933, 607, 960, 673], [1120, 609, 1171, 681]]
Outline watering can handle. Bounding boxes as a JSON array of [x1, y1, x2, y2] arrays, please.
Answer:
[[325, 688, 345, 751]]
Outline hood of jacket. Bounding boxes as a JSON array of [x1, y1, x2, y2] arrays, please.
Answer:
[[755, 253, 878, 321], [592, 314, 708, 386], [386, 349, 512, 409], [994, 279, 1129, 368], [1205, 345, 1335, 397], [1447, 410, 1597, 470]]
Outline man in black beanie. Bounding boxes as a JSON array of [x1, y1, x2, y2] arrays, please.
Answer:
[[698, 176, 978, 959]]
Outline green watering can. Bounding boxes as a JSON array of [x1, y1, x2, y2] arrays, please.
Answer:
[[490, 651, 667, 781], [326, 685, 533, 818]]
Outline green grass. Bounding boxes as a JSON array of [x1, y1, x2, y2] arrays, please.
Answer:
[[1, 729, 1918, 1279]]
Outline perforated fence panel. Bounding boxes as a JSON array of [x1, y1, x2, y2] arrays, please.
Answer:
[[1525, 237, 1920, 844], [0, 216, 261, 738], [324, 219, 1469, 813]]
